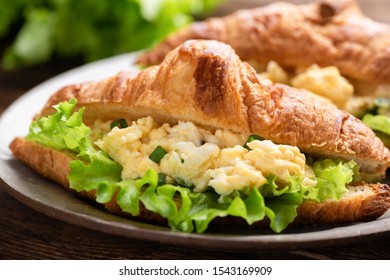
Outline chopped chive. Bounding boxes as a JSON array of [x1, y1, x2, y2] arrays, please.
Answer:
[[149, 146, 167, 163], [244, 134, 264, 149], [110, 118, 128, 130], [175, 177, 186, 187], [157, 173, 167, 186], [306, 155, 314, 166]]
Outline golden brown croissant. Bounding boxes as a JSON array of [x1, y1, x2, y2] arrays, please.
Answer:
[[40, 40, 390, 178], [10, 40, 390, 231], [137, 0, 390, 87]]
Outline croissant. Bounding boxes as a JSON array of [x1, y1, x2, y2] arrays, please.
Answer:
[[137, 0, 390, 88], [10, 40, 390, 233]]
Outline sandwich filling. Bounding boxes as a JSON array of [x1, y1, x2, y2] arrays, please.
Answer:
[[259, 61, 390, 146], [96, 116, 316, 196], [26, 99, 361, 233]]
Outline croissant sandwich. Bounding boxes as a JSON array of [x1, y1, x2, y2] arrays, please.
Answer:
[[10, 40, 390, 233], [138, 0, 390, 146]]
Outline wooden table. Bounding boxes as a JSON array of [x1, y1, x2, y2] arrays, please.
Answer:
[[1, 0, 390, 260]]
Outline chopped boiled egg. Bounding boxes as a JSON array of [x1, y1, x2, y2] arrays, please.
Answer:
[[96, 117, 316, 195]]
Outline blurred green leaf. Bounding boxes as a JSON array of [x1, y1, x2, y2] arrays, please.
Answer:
[[3, 8, 55, 69], [1, 0, 224, 70]]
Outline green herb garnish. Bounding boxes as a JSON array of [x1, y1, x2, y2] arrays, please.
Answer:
[[110, 119, 128, 130], [149, 146, 167, 163], [158, 173, 167, 186]]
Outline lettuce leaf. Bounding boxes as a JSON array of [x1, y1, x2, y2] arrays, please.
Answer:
[[26, 98, 123, 204], [362, 114, 390, 136], [313, 159, 357, 201], [26, 99, 90, 152], [26, 99, 360, 234], [265, 193, 303, 233], [68, 154, 122, 203], [135, 173, 298, 233]]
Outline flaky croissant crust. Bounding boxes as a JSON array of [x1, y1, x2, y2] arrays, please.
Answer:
[[40, 40, 390, 177], [137, 0, 390, 85]]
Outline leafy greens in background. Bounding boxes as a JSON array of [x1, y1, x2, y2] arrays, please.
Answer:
[[0, 0, 223, 70]]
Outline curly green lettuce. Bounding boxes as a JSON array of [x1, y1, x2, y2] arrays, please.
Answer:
[[362, 114, 390, 136], [26, 99, 360, 233], [358, 98, 390, 145]]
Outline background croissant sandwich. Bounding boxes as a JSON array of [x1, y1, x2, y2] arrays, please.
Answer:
[[137, 0, 390, 147], [10, 40, 390, 233]]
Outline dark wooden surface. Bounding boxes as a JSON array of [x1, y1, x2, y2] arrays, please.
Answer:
[[1, 0, 390, 260]]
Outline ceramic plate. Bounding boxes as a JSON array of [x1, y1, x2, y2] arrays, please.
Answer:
[[1, 54, 390, 251]]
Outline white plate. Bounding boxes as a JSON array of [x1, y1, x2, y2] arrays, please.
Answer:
[[1, 54, 390, 251]]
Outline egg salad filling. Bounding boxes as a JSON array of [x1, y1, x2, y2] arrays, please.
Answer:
[[96, 116, 316, 197], [259, 61, 390, 145], [26, 99, 361, 233]]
